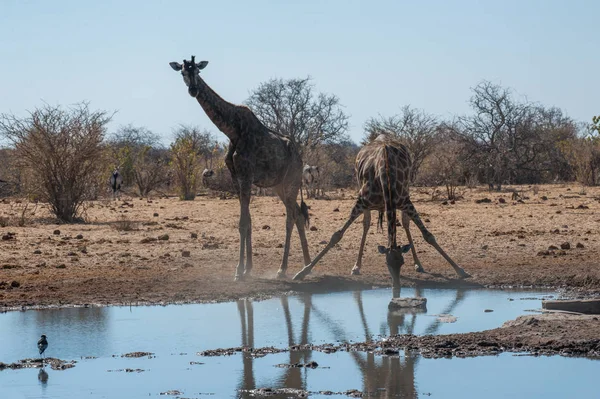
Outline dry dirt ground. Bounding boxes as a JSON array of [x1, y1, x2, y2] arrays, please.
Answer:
[[0, 184, 599, 355]]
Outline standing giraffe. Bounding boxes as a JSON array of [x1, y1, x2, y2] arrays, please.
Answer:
[[302, 164, 321, 199], [294, 134, 469, 286], [169, 56, 311, 281]]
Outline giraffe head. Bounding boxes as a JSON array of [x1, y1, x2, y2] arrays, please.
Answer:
[[378, 244, 411, 287], [169, 55, 209, 98]]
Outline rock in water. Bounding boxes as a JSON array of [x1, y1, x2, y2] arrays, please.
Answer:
[[388, 297, 427, 310]]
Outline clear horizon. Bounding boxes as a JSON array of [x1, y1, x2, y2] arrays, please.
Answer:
[[1, 0, 597, 146]]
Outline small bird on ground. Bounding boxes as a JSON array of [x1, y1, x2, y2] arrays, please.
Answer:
[[38, 334, 48, 361]]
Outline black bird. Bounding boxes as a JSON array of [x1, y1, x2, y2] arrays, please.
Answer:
[[37, 335, 48, 359]]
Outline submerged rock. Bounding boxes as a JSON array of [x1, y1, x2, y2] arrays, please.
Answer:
[[388, 297, 427, 310], [121, 352, 154, 358]]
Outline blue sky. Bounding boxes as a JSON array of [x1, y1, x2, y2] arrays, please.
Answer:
[[1, 0, 597, 145]]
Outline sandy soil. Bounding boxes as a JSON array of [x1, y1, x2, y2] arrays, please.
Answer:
[[1, 184, 599, 311]]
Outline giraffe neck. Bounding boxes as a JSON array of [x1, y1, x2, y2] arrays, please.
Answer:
[[193, 76, 240, 141]]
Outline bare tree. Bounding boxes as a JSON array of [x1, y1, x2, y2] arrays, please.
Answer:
[[245, 77, 349, 155], [451, 81, 543, 190], [0, 103, 111, 222], [363, 105, 441, 181], [170, 126, 217, 200]]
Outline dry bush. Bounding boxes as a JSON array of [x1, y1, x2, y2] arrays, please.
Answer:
[[558, 136, 600, 186], [0, 103, 111, 222], [0, 200, 38, 227], [417, 137, 465, 200], [170, 126, 218, 200], [112, 216, 139, 231]]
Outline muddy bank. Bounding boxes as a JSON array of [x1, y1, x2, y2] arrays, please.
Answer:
[[197, 313, 600, 359]]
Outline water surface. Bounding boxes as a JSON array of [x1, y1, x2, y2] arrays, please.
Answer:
[[1, 288, 595, 398]]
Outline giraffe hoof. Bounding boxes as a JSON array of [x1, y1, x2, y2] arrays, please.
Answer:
[[243, 270, 252, 278], [292, 271, 306, 281], [351, 268, 361, 276], [457, 269, 471, 278], [414, 264, 425, 273], [276, 270, 287, 279], [234, 274, 244, 282]]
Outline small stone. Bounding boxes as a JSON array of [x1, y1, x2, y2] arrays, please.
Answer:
[[10, 280, 20, 288], [262, 225, 270, 230], [498, 198, 506, 204], [576, 242, 585, 249], [56, 264, 66, 269], [1, 232, 16, 240], [560, 242, 571, 250], [75, 234, 83, 239], [310, 226, 318, 231], [276, 243, 283, 248], [548, 245, 559, 250], [53, 229, 61, 235], [140, 237, 156, 244], [181, 250, 191, 257], [388, 297, 427, 310], [157, 234, 169, 241], [441, 201, 448, 205], [481, 245, 489, 250], [190, 233, 198, 239], [33, 249, 42, 255], [333, 207, 340, 212], [537, 250, 550, 256], [541, 196, 548, 200], [153, 213, 159, 217]]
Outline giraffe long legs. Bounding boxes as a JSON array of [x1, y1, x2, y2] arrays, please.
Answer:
[[294, 203, 311, 267], [277, 202, 296, 278], [235, 186, 252, 281], [293, 199, 366, 281], [351, 210, 372, 275], [402, 200, 470, 278], [401, 211, 424, 273], [276, 184, 311, 278]]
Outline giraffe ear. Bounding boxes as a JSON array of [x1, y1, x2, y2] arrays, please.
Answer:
[[169, 62, 182, 71], [401, 244, 412, 253], [378, 245, 388, 254], [196, 61, 208, 70]]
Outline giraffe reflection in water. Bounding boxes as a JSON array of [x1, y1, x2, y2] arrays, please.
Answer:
[[236, 288, 465, 398]]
